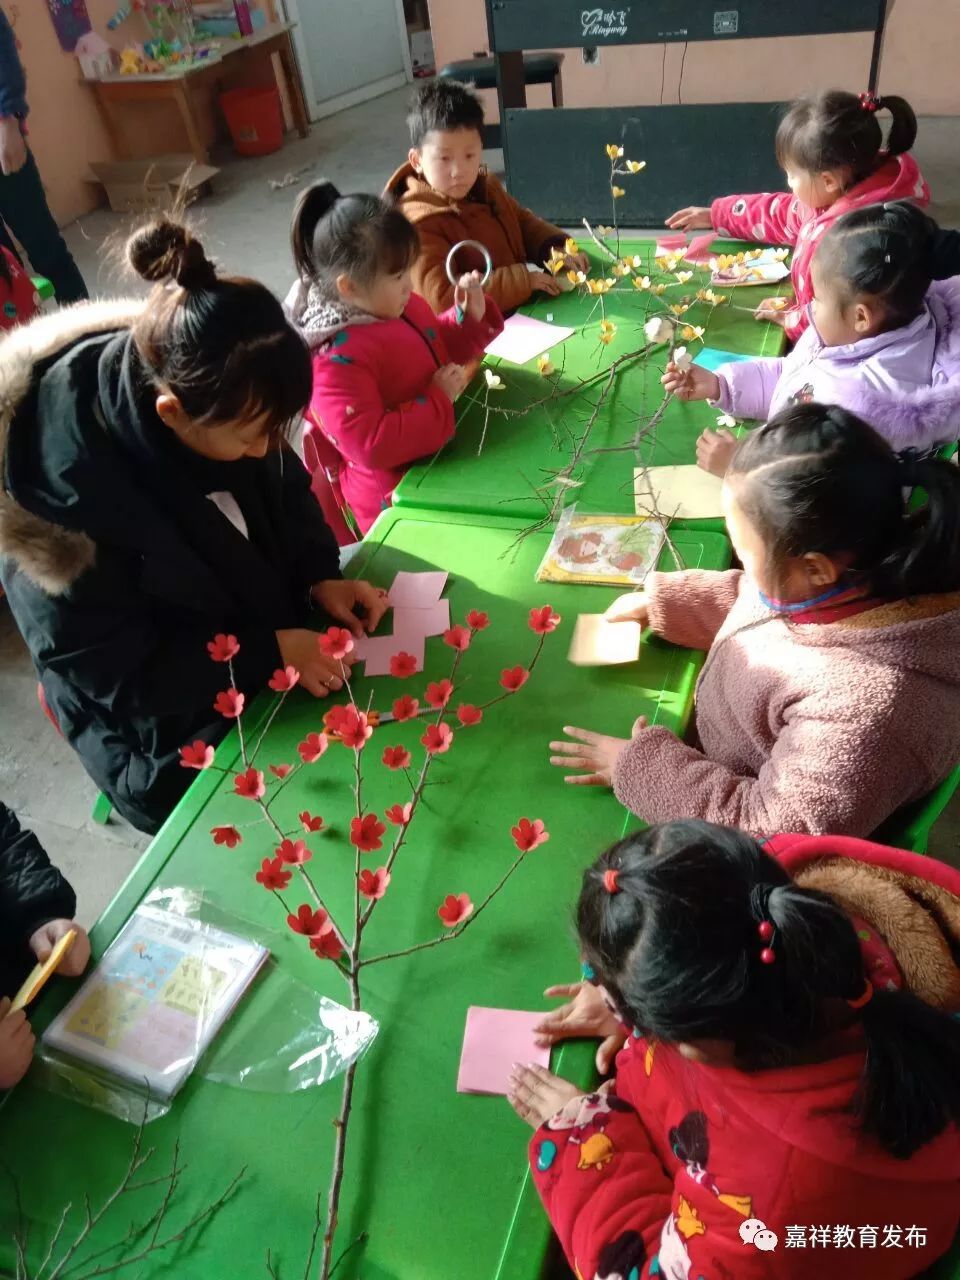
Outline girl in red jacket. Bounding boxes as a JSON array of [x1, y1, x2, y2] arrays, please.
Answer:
[[510, 820, 960, 1280], [666, 90, 929, 343], [285, 182, 503, 539]]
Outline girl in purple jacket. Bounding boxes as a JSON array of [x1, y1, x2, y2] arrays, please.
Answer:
[[663, 202, 960, 476]]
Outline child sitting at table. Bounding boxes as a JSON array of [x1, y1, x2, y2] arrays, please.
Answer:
[[662, 201, 960, 476], [0, 802, 90, 1088], [384, 79, 588, 314], [511, 820, 960, 1280], [286, 181, 504, 538], [666, 90, 929, 341], [549, 403, 960, 839]]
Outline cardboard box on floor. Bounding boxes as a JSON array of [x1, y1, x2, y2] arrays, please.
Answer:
[[87, 156, 219, 214]]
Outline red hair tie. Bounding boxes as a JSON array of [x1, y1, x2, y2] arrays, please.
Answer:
[[859, 90, 880, 114], [603, 868, 621, 894]]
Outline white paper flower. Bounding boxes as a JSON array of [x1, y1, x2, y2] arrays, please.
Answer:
[[716, 412, 737, 429], [643, 315, 676, 345], [484, 369, 505, 390], [673, 346, 694, 372]]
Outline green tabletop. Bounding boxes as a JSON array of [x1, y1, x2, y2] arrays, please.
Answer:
[[0, 508, 730, 1280], [394, 236, 787, 527]]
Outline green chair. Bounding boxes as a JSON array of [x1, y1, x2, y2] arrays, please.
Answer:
[[872, 763, 960, 854], [908, 441, 958, 513]]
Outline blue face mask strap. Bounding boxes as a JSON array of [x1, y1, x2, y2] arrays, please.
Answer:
[[758, 582, 851, 614]]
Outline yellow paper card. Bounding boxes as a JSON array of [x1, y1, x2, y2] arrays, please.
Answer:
[[9, 929, 77, 1014], [569, 615, 642, 667]]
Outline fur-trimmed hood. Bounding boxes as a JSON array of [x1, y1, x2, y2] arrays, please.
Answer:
[[0, 299, 143, 594]]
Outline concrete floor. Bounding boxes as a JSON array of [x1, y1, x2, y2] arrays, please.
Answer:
[[2, 89, 960, 927]]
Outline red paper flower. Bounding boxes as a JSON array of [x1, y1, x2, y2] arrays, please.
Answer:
[[392, 695, 420, 721], [382, 744, 412, 770], [529, 605, 561, 634], [456, 703, 483, 727], [500, 665, 529, 692], [268, 665, 300, 693], [358, 866, 392, 900], [339, 708, 373, 750], [234, 767, 265, 800], [384, 802, 412, 826], [318, 626, 354, 660], [179, 739, 214, 770], [442, 625, 472, 651], [421, 722, 454, 755], [466, 610, 490, 631], [389, 651, 419, 678], [437, 892, 474, 927], [214, 688, 245, 719], [425, 679, 454, 708], [310, 931, 344, 961], [269, 763, 293, 780], [350, 813, 386, 852], [210, 824, 242, 848], [511, 817, 550, 852], [299, 810, 324, 833], [207, 633, 239, 662], [255, 856, 291, 891], [277, 838, 312, 865], [298, 732, 329, 764], [286, 904, 331, 937]]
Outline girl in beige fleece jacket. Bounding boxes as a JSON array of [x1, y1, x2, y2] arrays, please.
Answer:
[[550, 403, 960, 839]]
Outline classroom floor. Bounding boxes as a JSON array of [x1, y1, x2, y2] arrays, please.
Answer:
[[2, 88, 959, 926]]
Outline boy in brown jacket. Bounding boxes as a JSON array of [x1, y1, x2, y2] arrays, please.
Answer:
[[385, 79, 588, 314]]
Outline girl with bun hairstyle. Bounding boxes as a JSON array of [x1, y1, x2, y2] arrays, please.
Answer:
[[0, 218, 388, 834], [667, 90, 930, 341], [285, 182, 502, 538]]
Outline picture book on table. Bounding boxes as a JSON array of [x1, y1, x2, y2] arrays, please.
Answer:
[[536, 507, 665, 587], [42, 905, 268, 1099]]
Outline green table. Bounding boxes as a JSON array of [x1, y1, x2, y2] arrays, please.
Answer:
[[0, 509, 730, 1280], [394, 237, 787, 527]]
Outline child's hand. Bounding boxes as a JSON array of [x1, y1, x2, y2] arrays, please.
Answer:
[[562, 251, 590, 274], [665, 205, 712, 230], [661, 360, 720, 403], [276, 628, 353, 697], [508, 1064, 584, 1129], [754, 296, 791, 324], [528, 271, 562, 297], [604, 592, 650, 628], [534, 982, 627, 1074], [696, 427, 738, 477], [549, 717, 647, 786], [432, 363, 469, 402], [310, 579, 390, 637], [0, 999, 35, 1088], [455, 270, 486, 323], [29, 920, 90, 977]]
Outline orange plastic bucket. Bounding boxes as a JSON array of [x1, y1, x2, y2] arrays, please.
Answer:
[[219, 86, 283, 157]]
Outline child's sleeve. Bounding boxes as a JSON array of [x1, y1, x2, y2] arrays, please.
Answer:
[[646, 569, 744, 650], [709, 357, 785, 421], [0, 804, 76, 950], [312, 345, 456, 473], [414, 222, 535, 314], [434, 295, 504, 364], [711, 191, 805, 245], [0, 249, 39, 332]]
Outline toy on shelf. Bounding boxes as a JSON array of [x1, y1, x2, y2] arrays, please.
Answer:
[[75, 31, 118, 79], [118, 46, 144, 73]]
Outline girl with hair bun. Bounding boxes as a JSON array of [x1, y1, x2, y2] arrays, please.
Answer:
[[512, 820, 960, 1280], [667, 89, 929, 341], [0, 217, 387, 834]]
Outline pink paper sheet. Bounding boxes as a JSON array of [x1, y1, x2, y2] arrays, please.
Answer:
[[483, 313, 575, 366], [354, 633, 424, 677], [683, 231, 718, 264], [456, 1006, 551, 1096], [392, 600, 450, 640], [388, 571, 447, 609], [655, 233, 688, 255]]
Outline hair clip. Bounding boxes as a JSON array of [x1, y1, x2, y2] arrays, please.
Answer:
[[603, 868, 621, 894], [581, 961, 597, 982], [858, 90, 880, 114], [847, 979, 874, 1009], [757, 920, 776, 965]]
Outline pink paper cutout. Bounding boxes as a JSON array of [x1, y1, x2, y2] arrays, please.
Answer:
[[355, 634, 424, 677], [392, 600, 450, 640], [388, 571, 448, 609], [655, 233, 688, 255], [683, 231, 718, 264], [456, 1007, 551, 1096], [484, 313, 575, 366]]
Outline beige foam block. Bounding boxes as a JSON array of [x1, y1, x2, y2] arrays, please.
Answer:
[[569, 615, 642, 667], [634, 465, 725, 521]]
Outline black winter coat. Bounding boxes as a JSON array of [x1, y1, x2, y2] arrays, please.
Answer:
[[0, 802, 76, 997], [0, 302, 341, 834]]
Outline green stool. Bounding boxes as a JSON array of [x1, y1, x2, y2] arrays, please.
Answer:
[[872, 763, 960, 854], [31, 275, 55, 301]]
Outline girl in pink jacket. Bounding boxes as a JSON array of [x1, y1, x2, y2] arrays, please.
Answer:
[[286, 183, 503, 538], [666, 90, 929, 342], [663, 201, 960, 474], [511, 820, 960, 1280], [550, 404, 960, 839]]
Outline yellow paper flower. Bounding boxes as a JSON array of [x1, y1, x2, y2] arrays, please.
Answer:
[[596, 225, 614, 237], [624, 254, 644, 269], [699, 288, 727, 305], [598, 319, 618, 345], [675, 270, 693, 284], [611, 186, 626, 199], [612, 261, 632, 276], [651, 283, 668, 295], [546, 253, 567, 276], [668, 303, 689, 316], [537, 355, 556, 377], [586, 278, 615, 295], [484, 369, 505, 391], [680, 324, 706, 342], [564, 237, 580, 256], [773, 248, 789, 261], [605, 144, 624, 159], [567, 269, 588, 286], [625, 160, 646, 174], [632, 275, 651, 291]]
